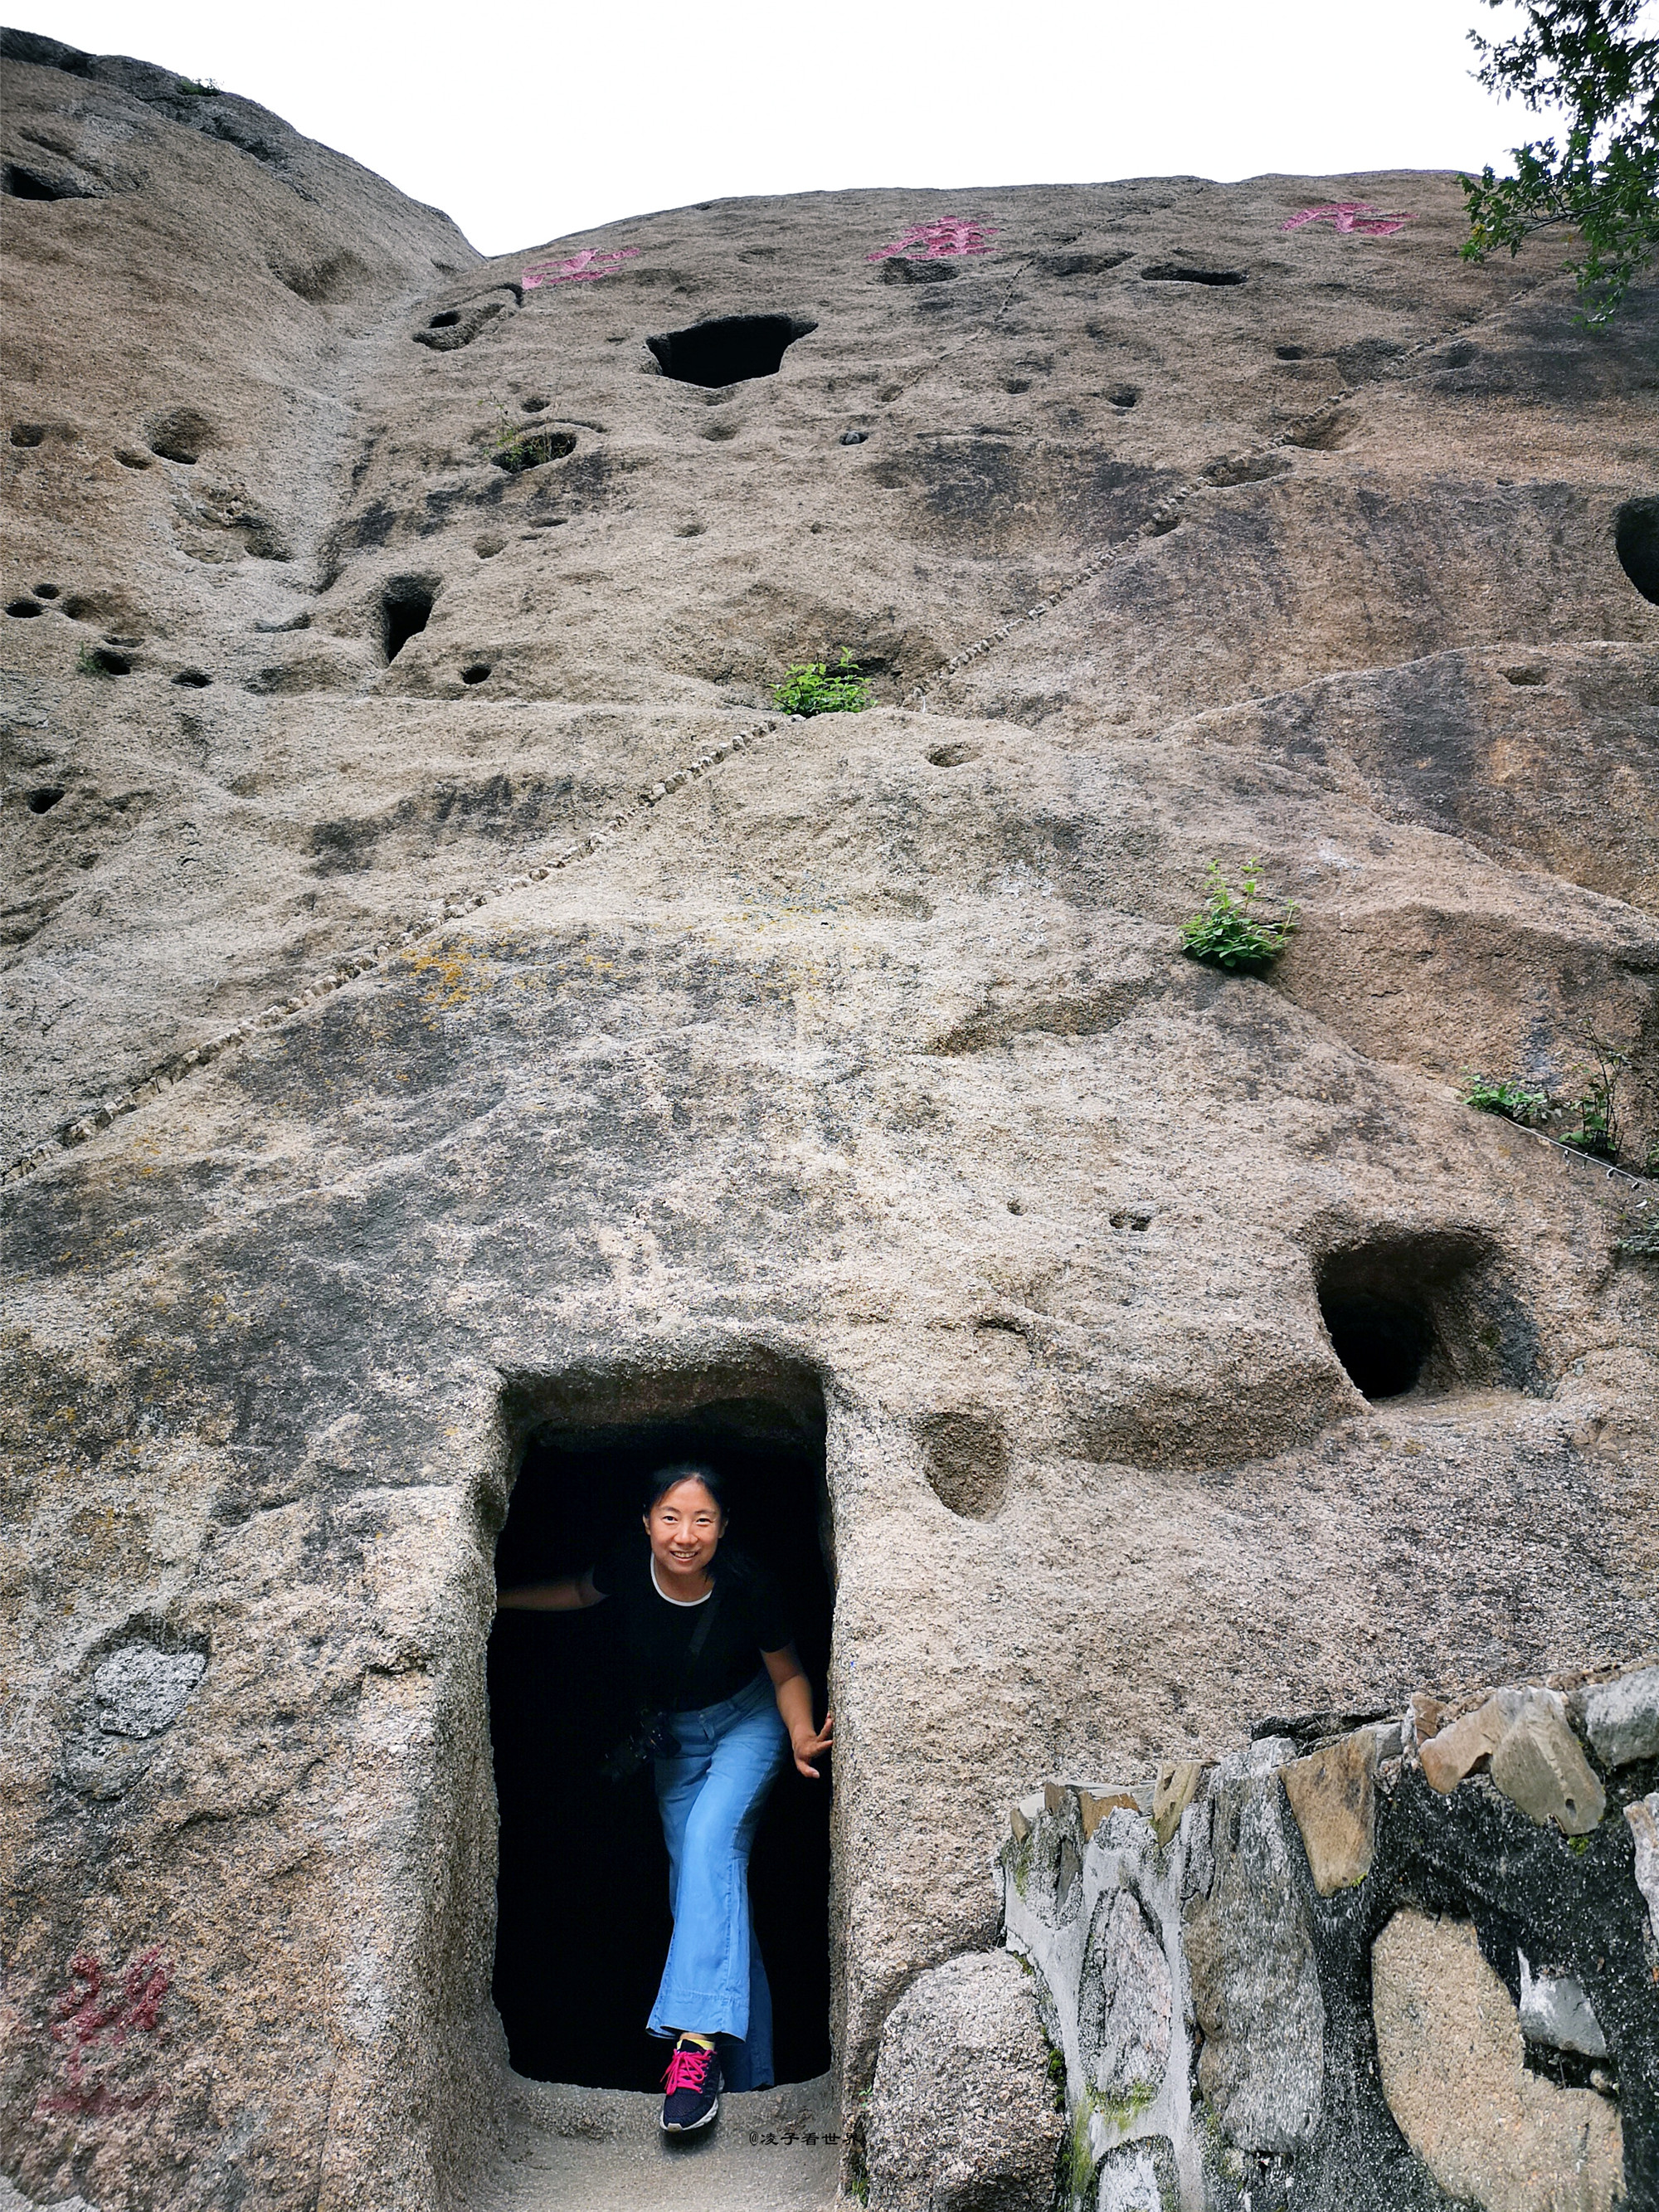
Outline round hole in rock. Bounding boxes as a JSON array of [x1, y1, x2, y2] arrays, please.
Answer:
[[146, 408, 216, 465], [646, 314, 817, 389], [926, 742, 980, 767], [114, 447, 153, 469], [6, 597, 45, 617], [32, 582, 60, 597], [87, 646, 133, 675], [1107, 385, 1140, 408], [920, 1407, 1011, 1518], [1613, 496, 1658, 604], [489, 1392, 833, 2092], [839, 429, 868, 445], [381, 579, 435, 662], [1141, 263, 1248, 285], [427, 309, 461, 329], [173, 668, 212, 688], [460, 663, 491, 685], [26, 787, 65, 814], [1275, 344, 1309, 360], [10, 423, 46, 448], [520, 396, 550, 412]]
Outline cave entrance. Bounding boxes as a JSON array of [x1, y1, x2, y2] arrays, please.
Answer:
[[646, 314, 816, 387], [1315, 1230, 1528, 1401], [489, 1389, 834, 2091], [382, 578, 434, 661]]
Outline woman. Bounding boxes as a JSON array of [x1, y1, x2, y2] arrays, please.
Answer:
[[495, 1461, 833, 2133]]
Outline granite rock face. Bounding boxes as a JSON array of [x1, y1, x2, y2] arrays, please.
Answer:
[[864, 1951, 1063, 2212], [2, 26, 1657, 2212], [1000, 1656, 1659, 2211]]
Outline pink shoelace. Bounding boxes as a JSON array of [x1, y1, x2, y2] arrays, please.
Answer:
[[663, 2043, 713, 2097]]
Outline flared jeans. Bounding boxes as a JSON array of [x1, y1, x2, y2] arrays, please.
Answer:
[[649, 1669, 787, 2089]]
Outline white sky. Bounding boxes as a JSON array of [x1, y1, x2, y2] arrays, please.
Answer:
[[11, 1, 1555, 257]]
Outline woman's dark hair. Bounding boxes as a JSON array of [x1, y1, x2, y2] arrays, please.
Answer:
[[642, 1460, 729, 1518]]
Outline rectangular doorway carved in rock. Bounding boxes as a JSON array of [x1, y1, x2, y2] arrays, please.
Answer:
[[489, 1376, 833, 2093]]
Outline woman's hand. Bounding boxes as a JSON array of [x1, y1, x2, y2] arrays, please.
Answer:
[[764, 1644, 833, 1776], [791, 1712, 834, 1780]]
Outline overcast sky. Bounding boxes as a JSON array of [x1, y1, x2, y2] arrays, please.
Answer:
[[13, 1, 1555, 257]]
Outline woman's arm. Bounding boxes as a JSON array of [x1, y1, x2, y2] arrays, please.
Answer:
[[494, 1571, 605, 1613], [763, 1644, 834, 1779]]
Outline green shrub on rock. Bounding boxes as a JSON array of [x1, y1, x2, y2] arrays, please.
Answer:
[[1460, 1073, 1553, 1126], [1179, 860, 1298, 973], [772, 649, 872, 716]]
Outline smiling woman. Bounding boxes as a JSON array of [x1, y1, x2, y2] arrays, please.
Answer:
[[490, 1408, 833, 2129]]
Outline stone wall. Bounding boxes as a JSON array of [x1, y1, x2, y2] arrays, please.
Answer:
[[990, 1660, 1659, 2212]]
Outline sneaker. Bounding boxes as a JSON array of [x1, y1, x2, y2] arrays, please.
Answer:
[[660, 2036, 721, 2132]]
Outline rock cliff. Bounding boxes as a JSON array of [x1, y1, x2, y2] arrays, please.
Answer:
[[2, 27, 1657, 2212]]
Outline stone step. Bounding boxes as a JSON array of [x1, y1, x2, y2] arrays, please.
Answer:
[[477, 2073, 840, 2212]]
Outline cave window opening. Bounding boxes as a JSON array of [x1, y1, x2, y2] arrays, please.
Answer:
[[647, 314, 817, 388], [381, 580, 435, 662], [489, 1389, 834, 2092], [1315, 1232, 1512, 1401]]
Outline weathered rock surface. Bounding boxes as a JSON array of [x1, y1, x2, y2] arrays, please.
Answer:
[[2, 24, 1657, 2212], [864, 1951, 1062, 2212]]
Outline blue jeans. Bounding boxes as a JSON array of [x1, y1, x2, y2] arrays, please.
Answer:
[[649, 1670, 787, 2090]]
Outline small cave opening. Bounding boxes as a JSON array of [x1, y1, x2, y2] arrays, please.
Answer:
[[646, 314, 817, 389], [2, 163, 90, 201], [7, 597, 45, 617], [460, 663, 492, 685], [27, 787, 66, 813], [489, 1388, 834, 2093], [173, 668, 212, 688], [1315, 1232, 1519, 1401], [1613, 496, 1658, 604], [381, 579, 435, 662], [1141, 263, 1248, 285]]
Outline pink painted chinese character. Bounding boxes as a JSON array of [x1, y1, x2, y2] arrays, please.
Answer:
[[1282, 202, 1414, 236], [523, 246, 641, 289], [868, 217, 1000, 262]]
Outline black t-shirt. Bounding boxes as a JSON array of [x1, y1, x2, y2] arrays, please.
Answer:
[[589, 1538, 794, 1713]]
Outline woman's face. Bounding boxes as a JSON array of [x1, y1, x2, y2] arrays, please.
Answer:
[[645, 1479, 725, 1579]]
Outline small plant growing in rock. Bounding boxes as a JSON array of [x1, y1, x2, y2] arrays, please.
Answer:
[[1461, 1072, 1552, 1126], [1559, 1029, 1628, 1161], [75, 645, 111, 678], [1179, 860, 1298, 973], [772, 649, 872, 716]]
